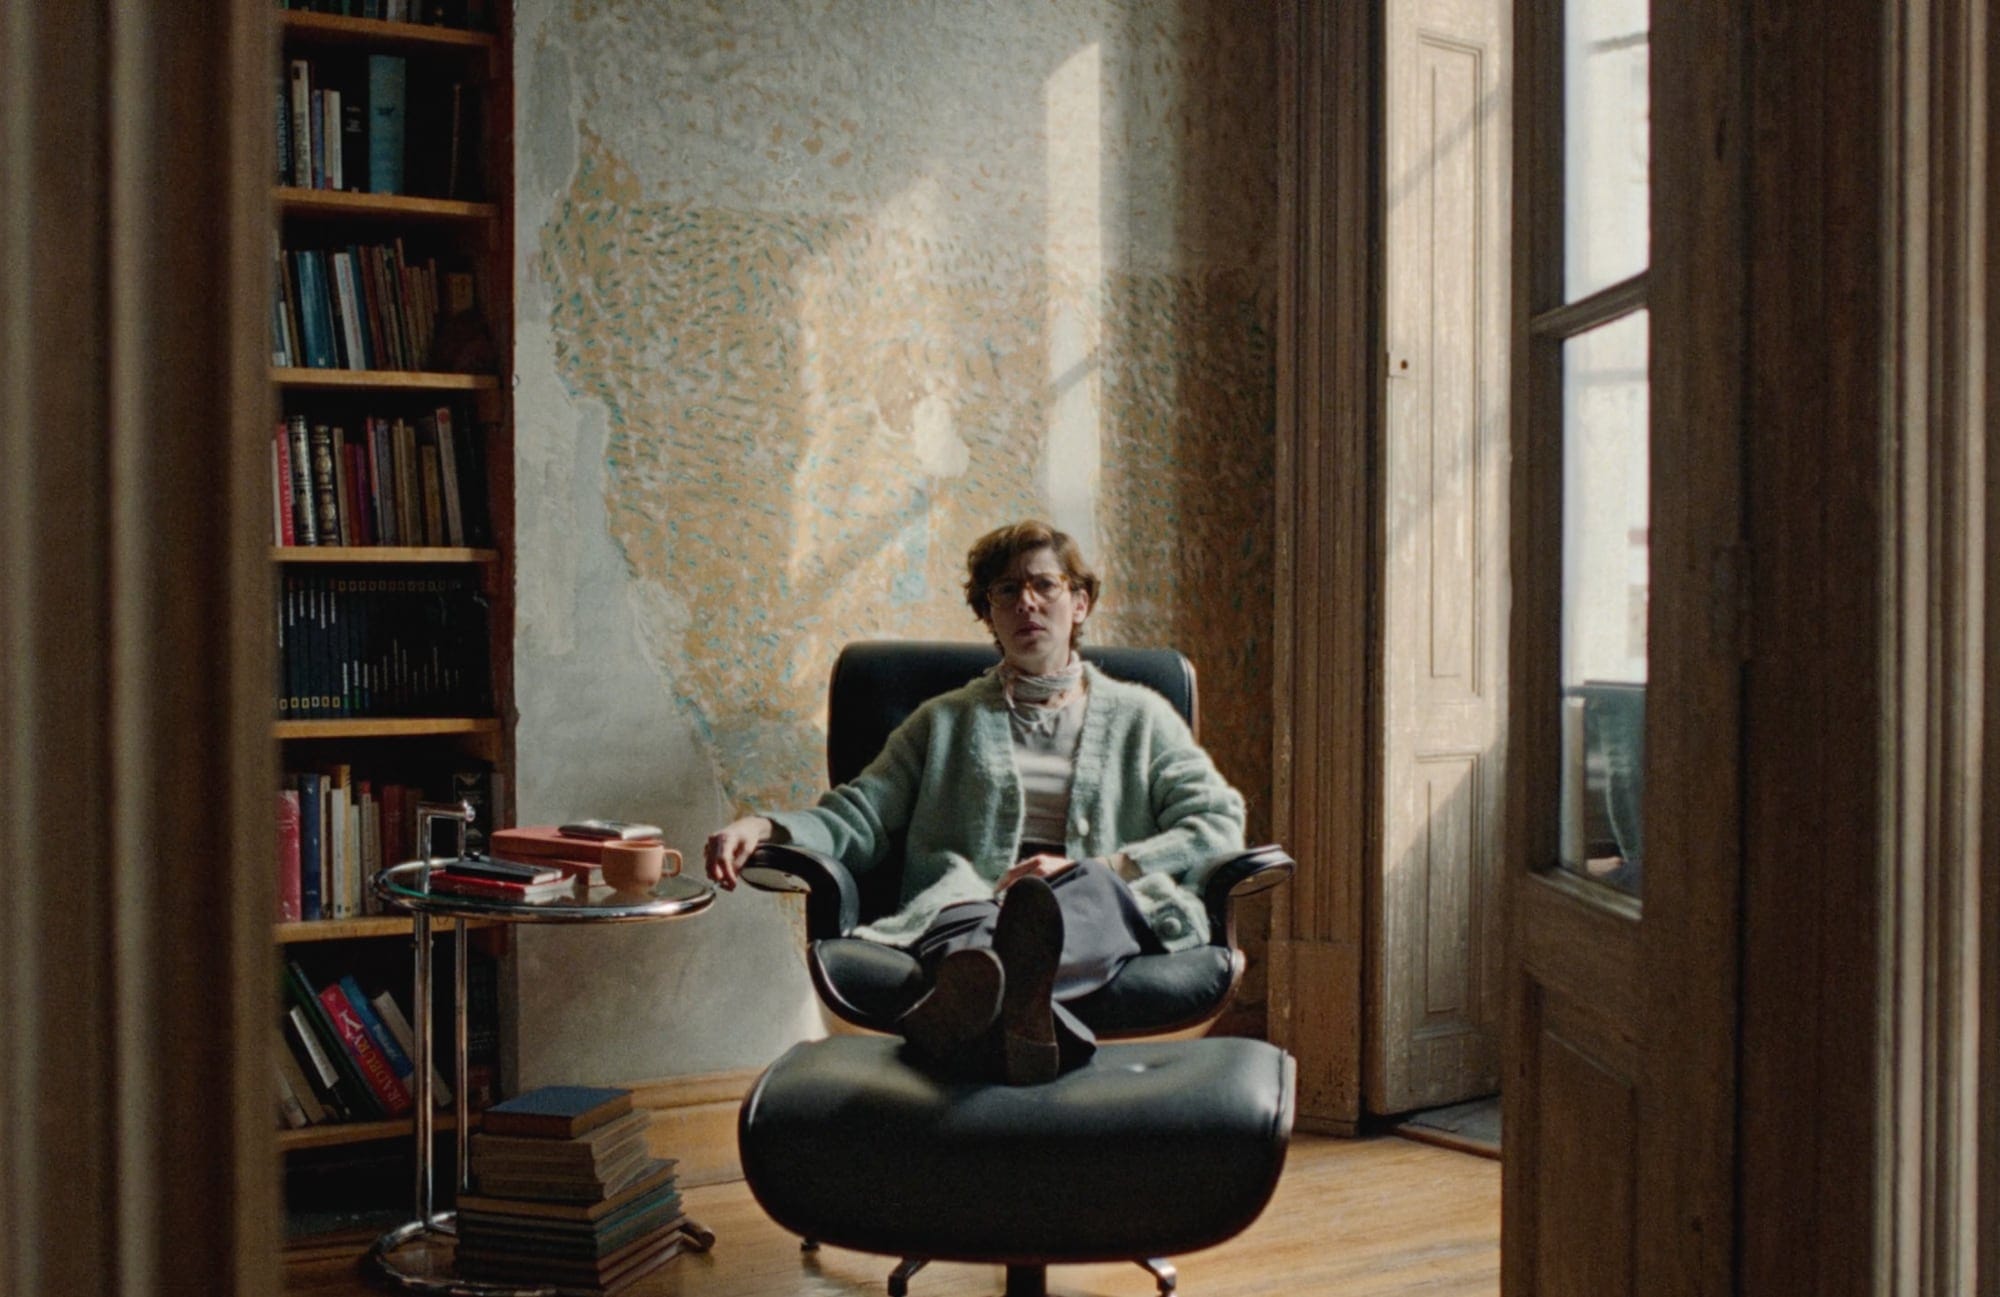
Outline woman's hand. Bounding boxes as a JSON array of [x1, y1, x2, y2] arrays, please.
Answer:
[[994, 852, 1076, 894], [704, 816, 773, 891]]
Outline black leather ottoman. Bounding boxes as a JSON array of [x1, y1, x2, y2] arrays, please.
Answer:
[[738, 1035, 1296, 1296]]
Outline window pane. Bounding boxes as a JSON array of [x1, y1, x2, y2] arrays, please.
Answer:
[[1557, 310, 1648, 897], [1563, 0, 1649, 300]]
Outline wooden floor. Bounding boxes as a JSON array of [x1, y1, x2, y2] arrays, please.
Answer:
[[282, 1134, 1498, 1297]]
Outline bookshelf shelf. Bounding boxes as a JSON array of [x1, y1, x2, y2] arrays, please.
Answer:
[[276, 718, 502, 740], [278, 1111, 467, 1154], [273, 367, 499, 392], [280, 11, 500, 54], [272, 545, 499, 564], [277, 186, 499, 224], [277, 914, 500, 944]]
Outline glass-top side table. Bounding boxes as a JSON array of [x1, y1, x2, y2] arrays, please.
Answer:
[[366, 808, 717, 1297]]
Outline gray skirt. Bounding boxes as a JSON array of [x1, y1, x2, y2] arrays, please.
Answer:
[[908, 856, 1160, 1001]]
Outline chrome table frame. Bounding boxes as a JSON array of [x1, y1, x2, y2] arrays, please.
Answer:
[[365, 804, 718, 1296]]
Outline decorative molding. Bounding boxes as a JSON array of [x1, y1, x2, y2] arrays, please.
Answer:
[[1269, 0, 1378, 1131], [1885, 0, 1988, 1290]]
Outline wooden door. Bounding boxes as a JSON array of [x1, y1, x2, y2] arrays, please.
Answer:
[[1373, 0, 1511, 1115], [1502, 0, 1744, 1293]]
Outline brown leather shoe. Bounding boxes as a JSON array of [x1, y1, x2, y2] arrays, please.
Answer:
[[993, 875, 1063, 1084], [899, 948, 1003, 1077]]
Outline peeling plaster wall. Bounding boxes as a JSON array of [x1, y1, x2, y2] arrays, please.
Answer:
[[511, 0, 1277, 1087]]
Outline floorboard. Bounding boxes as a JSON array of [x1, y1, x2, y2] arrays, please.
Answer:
[[282, 1134, 1499, 1297]]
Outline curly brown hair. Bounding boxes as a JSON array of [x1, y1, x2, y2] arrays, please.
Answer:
[[962, 520, 1102, 646]]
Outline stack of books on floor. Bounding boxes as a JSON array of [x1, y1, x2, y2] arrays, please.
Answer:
[[455, 1085, 684, 1294]]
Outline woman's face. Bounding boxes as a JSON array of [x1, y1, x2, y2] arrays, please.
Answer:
[[986, 545, 1090, 675]]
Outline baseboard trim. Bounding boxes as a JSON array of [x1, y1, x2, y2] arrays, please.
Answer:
[[629, 1067, 762, 1187]]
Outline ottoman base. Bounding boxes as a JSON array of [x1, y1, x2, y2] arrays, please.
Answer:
[[740, 1036, 1295, 1295]]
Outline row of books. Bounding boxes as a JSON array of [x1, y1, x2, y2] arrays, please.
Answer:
[[277, 953, 498, 1131], [277, 764, 502, 921], [272, 408, 491, 548], [458, 1086, 688, 1293], [276, 570, 492, 719], [278, 0, 494, 29], [278, 54, 484, 200], [273, 242, 484, 374]]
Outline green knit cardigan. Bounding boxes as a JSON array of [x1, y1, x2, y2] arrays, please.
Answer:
[[761, 665, 1247, 951]]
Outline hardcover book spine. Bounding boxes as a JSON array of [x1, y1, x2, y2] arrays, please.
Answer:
[[284, 961, 385, 1120], [370, 988, 452, 1106], [287, 60, 313, 188], [276, 788, 302, 922], [275, 1040, 328, 1125], [286, 415, 316, 545], [317, 981, 414, 1116], [435, 405, 465, 546], [321, 87, 343, 191], [339, 974, 414, 1086], [296, 771, 323, 920], [273, 421, 296, 546], [275, 65, 291, 186], [283, 1004, 349, 1121], [365, 55, 406, 196], [340, 77, 367, 193], [294, 253, 335, 369], [309, 423, 342, 547]]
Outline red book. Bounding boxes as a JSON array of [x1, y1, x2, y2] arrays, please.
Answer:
[[428, 871, 575, 902], [273, 422, 296, 546], [276, 788, 302, 922], [317, 982, 414, 1116], [490, 825, 660, 865]]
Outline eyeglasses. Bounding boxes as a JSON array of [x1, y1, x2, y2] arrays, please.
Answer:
[[987, 574, 1071, 610]]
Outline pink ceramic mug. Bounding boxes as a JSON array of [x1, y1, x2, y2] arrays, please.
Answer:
[[599, 841, 681, 891]]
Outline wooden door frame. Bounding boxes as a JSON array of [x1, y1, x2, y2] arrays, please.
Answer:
[[0, 2, 276, 1293], [1278, 1, 1997, 1288], [1271, 0, 1380, 1133]]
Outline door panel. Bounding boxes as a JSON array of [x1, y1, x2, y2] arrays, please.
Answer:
[[1376, 0, 1511, 1115]]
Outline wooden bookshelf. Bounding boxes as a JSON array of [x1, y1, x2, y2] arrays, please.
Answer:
[[272, 545, 499, 563], [275, 718, 502, 740], [277, 914, 500, 944], [272, 367, 499, 391], [277, 186, 499, 224], [271, 2, 515, 1203], [279, 10, 499, 53], [278, 1111, 466, 1154]]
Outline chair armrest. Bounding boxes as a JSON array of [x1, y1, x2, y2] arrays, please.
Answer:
[[1197, 845, 1296, 949], [741, 842, 861, 939]]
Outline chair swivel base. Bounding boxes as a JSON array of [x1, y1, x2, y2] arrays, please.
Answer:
[[740, 1035, 1295, 1296]]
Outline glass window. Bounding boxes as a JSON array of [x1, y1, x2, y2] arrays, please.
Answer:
[[1556, 310, 1648, 896], [1563, 0, 1650, 301]]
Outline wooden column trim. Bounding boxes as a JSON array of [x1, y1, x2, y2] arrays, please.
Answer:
[[0, 2, 275, 1294], [1883, 0, 1988, 1289], [1271, 0, 1379, 1131]]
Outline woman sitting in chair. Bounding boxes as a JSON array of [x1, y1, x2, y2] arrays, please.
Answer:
[[703, 520, 1246, 1085]]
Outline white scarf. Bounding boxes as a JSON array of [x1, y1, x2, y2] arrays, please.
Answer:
[[993, 652, 1086, 732]]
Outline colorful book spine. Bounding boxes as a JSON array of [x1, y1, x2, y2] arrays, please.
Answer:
[[284, 962, 381, 1120], [338, 974, 415, 1089], [315, 979, 413, 1117]]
